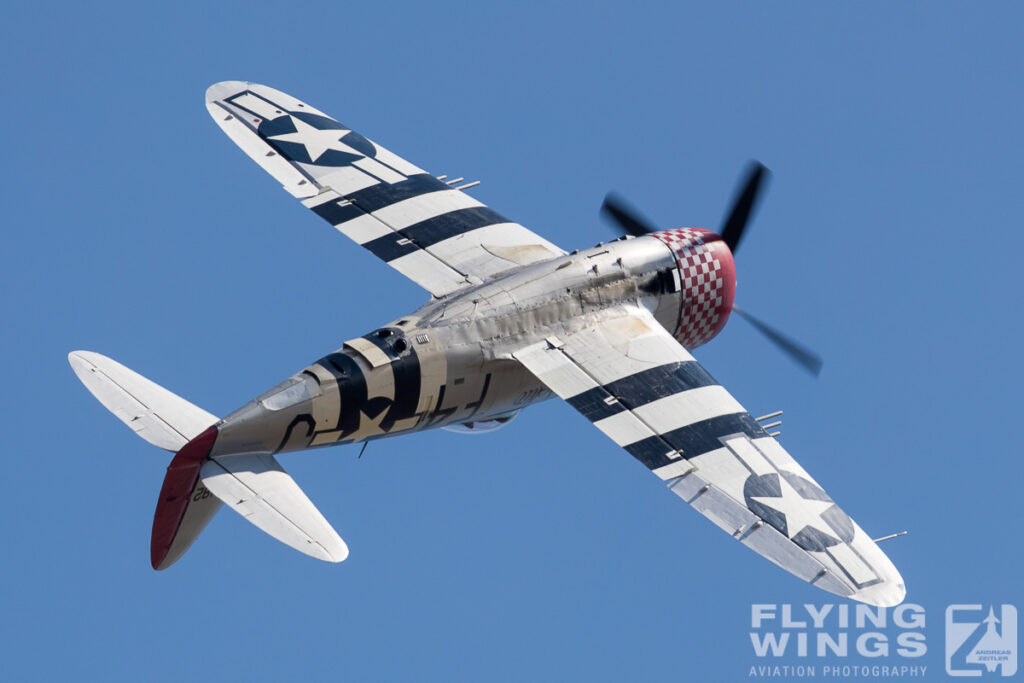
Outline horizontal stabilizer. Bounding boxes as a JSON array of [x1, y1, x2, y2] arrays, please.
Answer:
[[69, 351, 217, 451], [201, 453, 348, 562]]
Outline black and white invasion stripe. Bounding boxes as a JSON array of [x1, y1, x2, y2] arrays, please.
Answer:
[[304, 173, 515, 265], [570, 359, 766, 471], [514, 328, 769, 480], [561, 360, 764, 470]]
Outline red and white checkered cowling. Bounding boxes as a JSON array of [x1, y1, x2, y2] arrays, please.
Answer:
[[651, 228, 737, 349]]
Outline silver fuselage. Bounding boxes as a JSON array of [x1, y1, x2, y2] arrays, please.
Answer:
[[211, 235, 690, 458]]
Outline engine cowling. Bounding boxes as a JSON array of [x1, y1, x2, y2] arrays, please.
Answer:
[[651, 228, 737, 349]]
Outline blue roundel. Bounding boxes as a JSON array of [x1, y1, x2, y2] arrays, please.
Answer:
[[743, 471, 855, 551], [257, 111, 377, 166]]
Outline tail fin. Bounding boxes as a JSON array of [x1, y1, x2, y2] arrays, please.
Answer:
[[69, 351, 222, 568], [70, 351, 348, 568]]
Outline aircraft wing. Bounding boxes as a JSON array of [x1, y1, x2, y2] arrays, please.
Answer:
[[206, 81, 565, 298], [512, 308, 905, 606]]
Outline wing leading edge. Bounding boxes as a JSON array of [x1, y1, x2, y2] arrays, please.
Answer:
[[512, 308, 905, 606], [206, 81, 565, 297]]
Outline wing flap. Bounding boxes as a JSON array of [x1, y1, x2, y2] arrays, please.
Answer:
[[200, 453, 348, 563], [513, 308, 905, 606]]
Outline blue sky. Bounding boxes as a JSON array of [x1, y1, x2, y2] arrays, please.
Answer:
[[2, 2, 1022, 681]]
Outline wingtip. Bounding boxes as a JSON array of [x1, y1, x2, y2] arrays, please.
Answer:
[[851, 579, 907, 607], [847, 551, 907, 607], [206, 80, 251, 104]]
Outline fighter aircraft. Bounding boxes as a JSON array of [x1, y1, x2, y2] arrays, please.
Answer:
[[69, 81, 905, 606]]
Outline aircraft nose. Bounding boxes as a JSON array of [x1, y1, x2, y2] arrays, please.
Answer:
[[651, 227, 737, 348]]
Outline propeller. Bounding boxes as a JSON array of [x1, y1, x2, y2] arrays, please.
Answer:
[[600, 193, 658, 237], [719, 161, 769, 254], [732, 306, 822, 377], [600, 162, 823, 377]]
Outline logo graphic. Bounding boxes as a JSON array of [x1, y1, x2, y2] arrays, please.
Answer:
[[946, 604, 1017, 676]]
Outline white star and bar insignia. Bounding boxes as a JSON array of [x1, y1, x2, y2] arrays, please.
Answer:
[[750, 473, 836, 540], [267, 115, 358, 164]]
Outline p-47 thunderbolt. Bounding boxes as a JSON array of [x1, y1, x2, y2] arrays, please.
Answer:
[[70, 81, 905, 606]]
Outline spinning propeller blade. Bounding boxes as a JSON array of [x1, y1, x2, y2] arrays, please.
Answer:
[[732, 306, 823, 377], [601, 193, 658, 237], [719, 162, 770, 254]]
